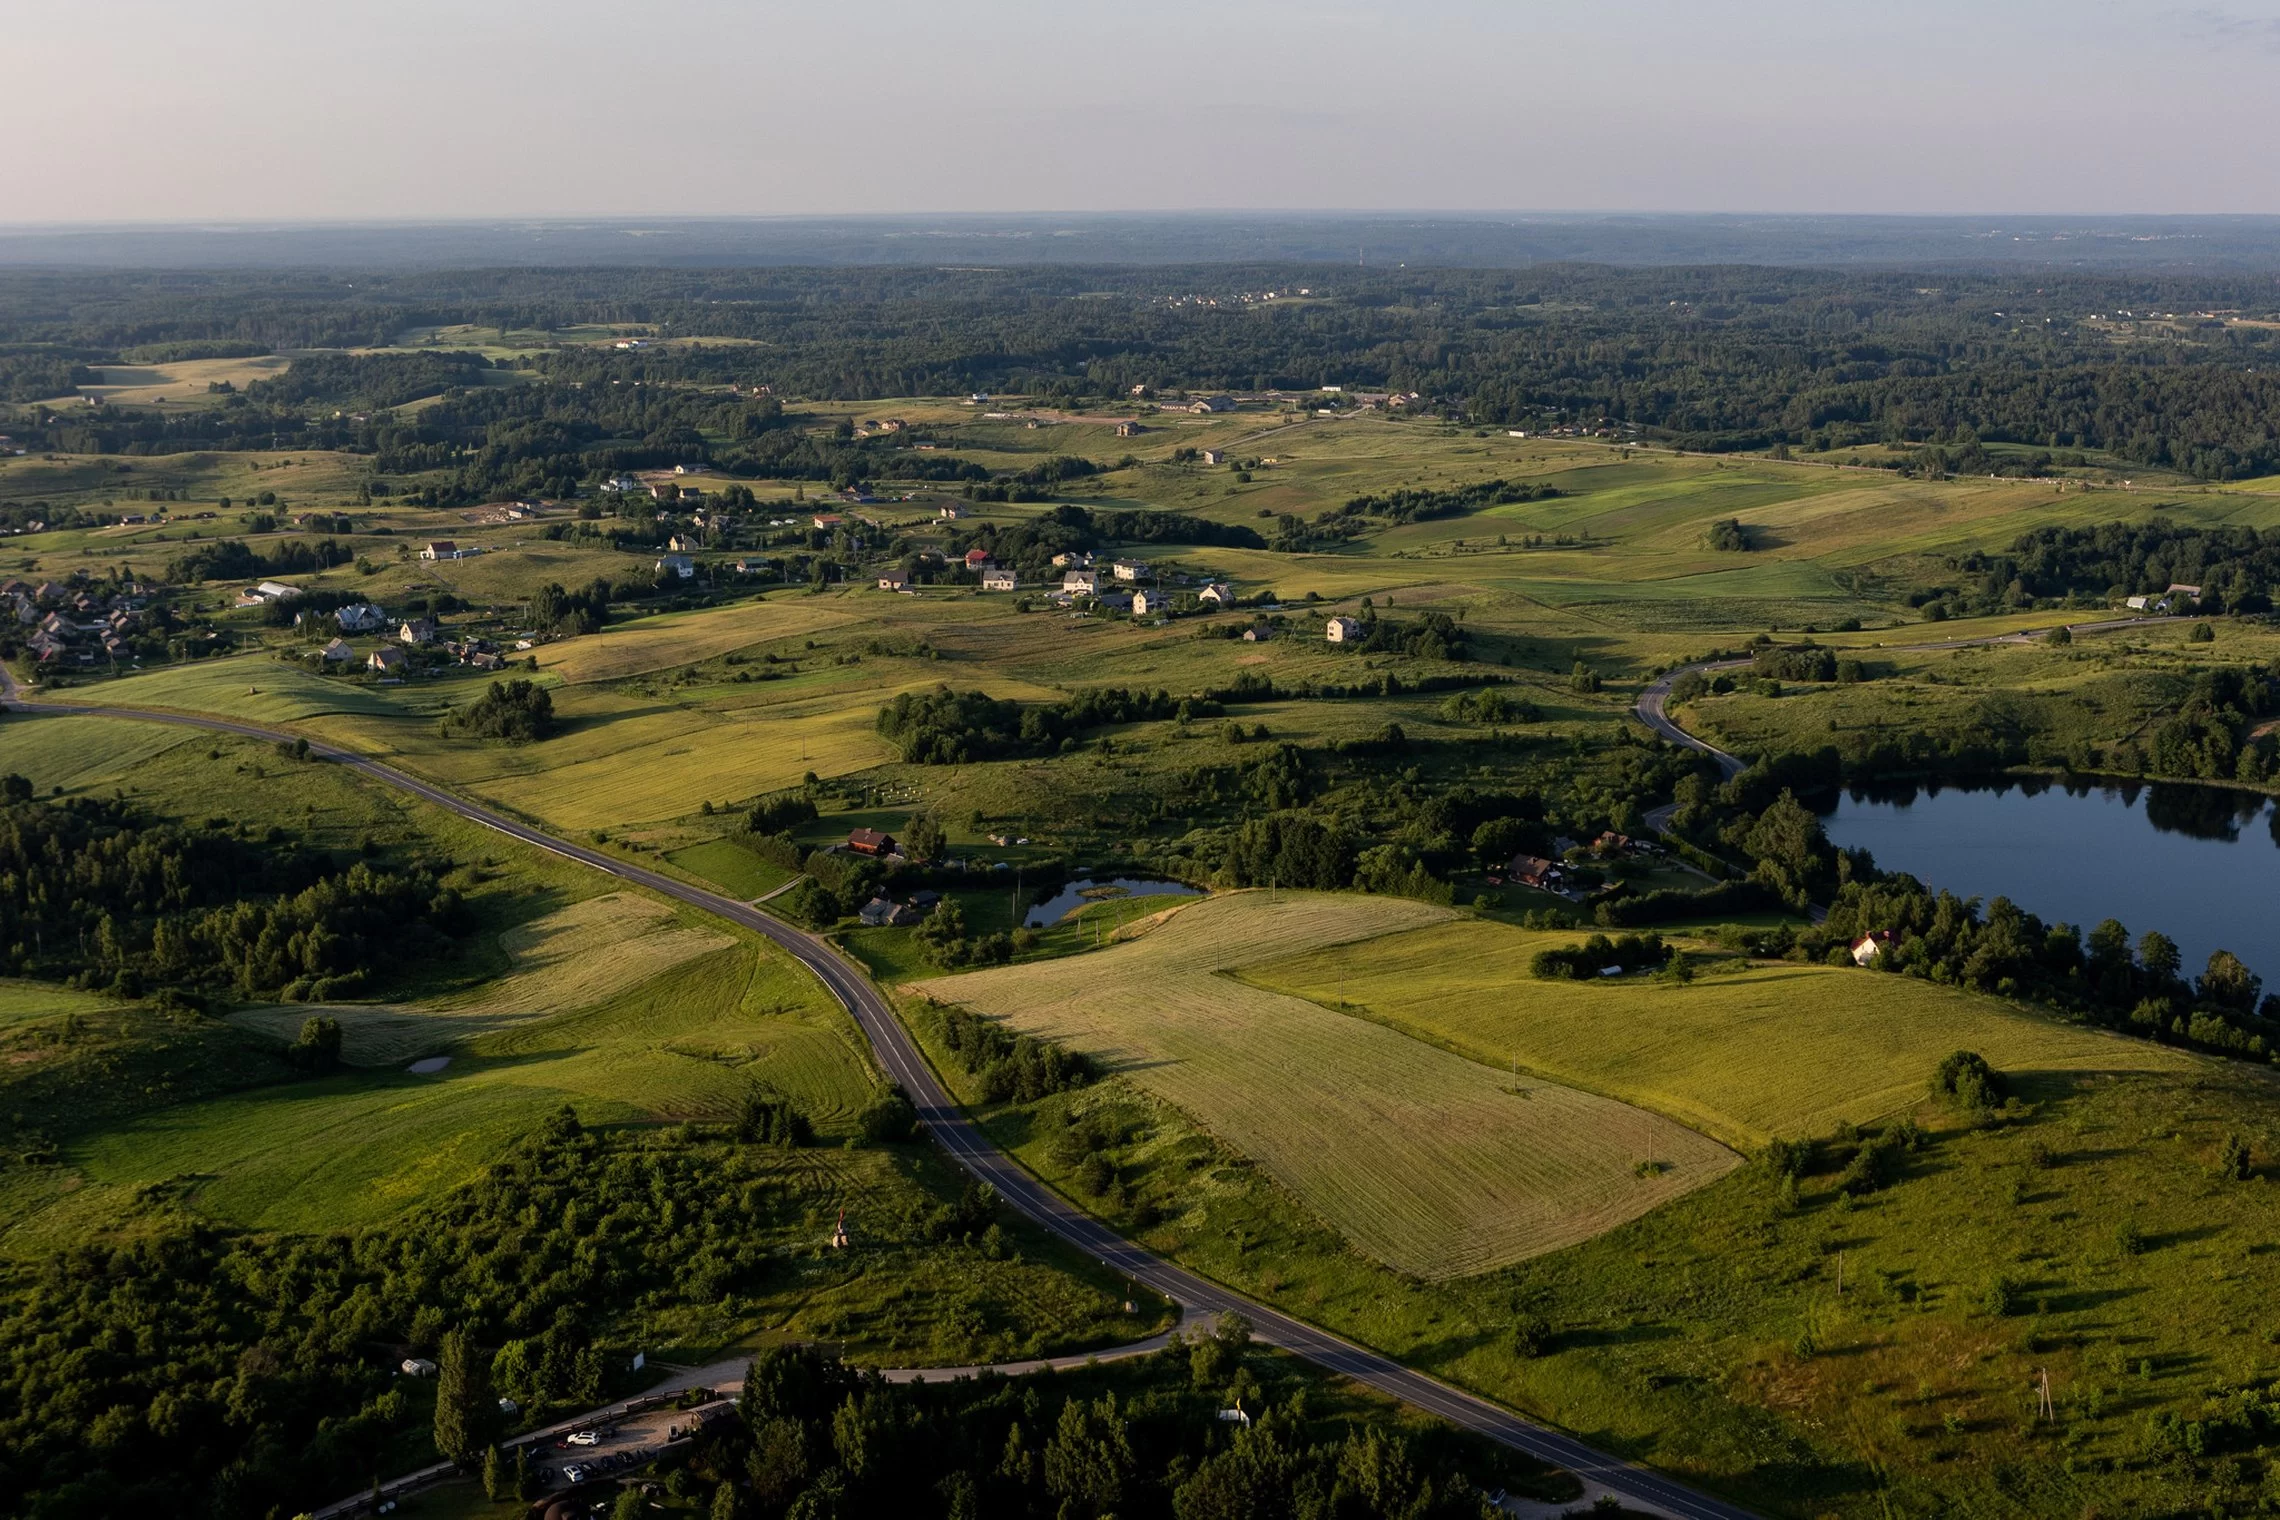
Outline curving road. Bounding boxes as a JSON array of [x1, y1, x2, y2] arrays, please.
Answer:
[[3, 679, 1755, 1520]]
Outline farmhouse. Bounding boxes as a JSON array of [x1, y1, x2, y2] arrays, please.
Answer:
[[858, 897, 897, 928], [667, 534, 702, 553], [336, 602, 386, 633], [811, 513, 845, 530], [981, 568, 1018, 592], [1062, 568, 1101, 594], [733, 557, 771, 576], [1110, 559, 1149, 582], [1241, 624, 1273, 642], [1200, 448, 1226, 466], [1197, 582, 1236, 606], [1131, 587, 1176, 616], [1324, 616, 1363, 643], [368, 646, 406, 674], [656, 553, 696, 579], [398, 618, 438, 646], [1189, 395, 1236, 414], [847, 827, 896, 857], [937, 502, 966, 520], [1096, 590, 1135, 613], [419, 541, 460, 561], [964, 548, 995, 570], [1851, 930, 1895, 967], [1115, 420, 1144, 437], [877, 575, 910, 593], [1510, 855, 1564, 891]]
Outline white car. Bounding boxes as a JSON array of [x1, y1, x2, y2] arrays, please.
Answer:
[[566, 1430, 600, 1447], [561, 1463, 588, 1484]]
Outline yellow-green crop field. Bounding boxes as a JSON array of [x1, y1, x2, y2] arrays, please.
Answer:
[[916, 892, 1737, 1278], [1238, 920, 2192, 1149]]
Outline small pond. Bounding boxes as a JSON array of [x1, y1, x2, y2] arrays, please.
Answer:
[[1024, 877, 1205, 929], [1818, 777, 2280, 982]]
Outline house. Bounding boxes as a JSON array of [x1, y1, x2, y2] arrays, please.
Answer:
[[419, 541, 460, 562], [873, 417, 906, 433], [847, 827, 896, 857], [937, 502, 966, 520], [858, 897, 897, 928], [1131, 587, 1176, 616], [656, 553, 696, 580], [466, 651, 505, 670], [673, 463, 706, 476], [317, 637, 355, 664], [2125, 595, 2153, 611], [602, 475, 640, 493], [1200, 448, 1226, 466], [1115, 420, 1144, 437], [811, 513, 845, 531], [400, 1358, 438, 1378], [1050, 551, 1092, 569], [1096, 590, 1135, 613], [667, 534, 702, 553], [1197, 582, 1236, 606], [1324, 616, 1363, 643], [399, 619, 438, 645], [1851, 930, 1894, 968], [336, 602, 386, 633], [1110, 559, 1148, 582], [1062, 568, 1101, 594], [1510, 855, 1563, 891], [877, 575, 910, 593], [253, 580, 301, 602], [1592, 832, 1635, 856], [1241, 624, 1273, 642], [1189, 395, 1236, 414], [964, 548, 995, 571], [733, 557, 771, 576], [368, 646, 407, 674], [981, 569, 1018, 592]]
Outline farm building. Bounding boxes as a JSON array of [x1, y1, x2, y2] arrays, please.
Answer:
[[250, 580, 302, 602], [1197, 582, 1236, 606], [667, 534, 702, 553], [419, 541, 460, 561], [336, 602, 386, 632], [1851, 930, 1894, 967], [847, 828, 896, 857], [858, 897, 897, 928], [877, 575, 911, 593], [1324, 616, 1363, 643], [317, 637, 355, 663], [1200, 448, 1226, 465], [981, 568, 1018, 592], [811, 513, 845, 530], [1115, 420, 1144, 437], [398, 619, 438, 646], [1190, 395, 1236, 414], [656, 553, 696, 580], [1510, 855, 1563, 890], [1110, 559, 1149, 582], [368, 646, 407, 674], [1131, 587, 1176, 616], [1062, 568, 1101, 594], [964, 548, 995, 570], [1241, 624, 1273, 642]]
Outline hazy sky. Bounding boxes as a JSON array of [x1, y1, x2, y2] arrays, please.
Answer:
[[17, 0, 2280, 221]]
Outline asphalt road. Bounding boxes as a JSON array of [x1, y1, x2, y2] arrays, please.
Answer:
[[7, 683, 1758, 1520]]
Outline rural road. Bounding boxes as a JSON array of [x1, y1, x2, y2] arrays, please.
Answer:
[[1633, 614, 2176, 829], [3, 676, 1757, 1520]]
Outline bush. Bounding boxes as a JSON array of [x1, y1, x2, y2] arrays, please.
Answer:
[[441, 680, 557, 742], [857, 1086, 918, 1143], [1930, 1050, 2007, 1110], [1982, 1275, 2022, 1317]]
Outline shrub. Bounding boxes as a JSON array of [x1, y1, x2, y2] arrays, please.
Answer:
[[857, 1086, 918, 1143], [1930, 1050, 2008, 1110], [441, 680, 557, 742]]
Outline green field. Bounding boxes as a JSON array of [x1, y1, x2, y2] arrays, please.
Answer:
[[1237, 919, 2191, 1149], [917, 893, 1737, 1278]]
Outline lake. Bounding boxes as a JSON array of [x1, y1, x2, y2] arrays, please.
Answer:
[[1819, 778, 2280, 981], [1024, 877, 1204, 928]]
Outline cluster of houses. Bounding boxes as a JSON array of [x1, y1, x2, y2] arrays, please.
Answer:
[[1499, 833, 1661, 898], [859, 887, 942, 927], [11, 578, 150, 665], [305, 600, 506, 676]]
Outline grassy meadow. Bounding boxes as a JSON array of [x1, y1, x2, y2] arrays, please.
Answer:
[[915, 893, 1739, 1278], [1238, 919, 2191, 1149]]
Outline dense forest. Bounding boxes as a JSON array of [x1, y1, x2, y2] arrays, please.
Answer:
[[5, 264, 2280, 480]]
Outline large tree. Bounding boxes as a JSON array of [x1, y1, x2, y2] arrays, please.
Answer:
[[434, 1327, 494, 1467]]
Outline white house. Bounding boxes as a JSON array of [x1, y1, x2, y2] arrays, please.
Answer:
[[336, 602, 386, 633], [1062, 568, 1101, 594], [317, 637, 355, 664], [398, 619, 438, 646], [418, 541, 460, 562], [981, 568, 1018, 592], [1200, 448, 1226, 466], [656, 553, 696, 580], [1131, 587, 1177, 616], [1325, 616, 1363, 643], [878, 575, 910, 593], [1851, 930, 1894, 967], [1197, 582, 1235, 606], [1110, 559, 1148, 583]]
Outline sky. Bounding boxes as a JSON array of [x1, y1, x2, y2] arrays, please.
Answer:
[[13, 0, 2280, 222]]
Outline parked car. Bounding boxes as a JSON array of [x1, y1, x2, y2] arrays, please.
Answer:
[[561, 1463, 588, 1483], [566, 1429, 600, 1447]]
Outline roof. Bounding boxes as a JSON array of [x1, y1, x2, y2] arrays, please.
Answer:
[[848, 827, 894, 850], [424, 540, 457, 552]]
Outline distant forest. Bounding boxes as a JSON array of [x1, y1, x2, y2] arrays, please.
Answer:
[[3, 263, 2280, 481]]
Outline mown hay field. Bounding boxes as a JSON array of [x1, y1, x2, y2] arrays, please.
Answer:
[[534, 597, 861, 684], [1238, 920, 2191, 1149], [916, 892, 1737, 1279], [0, 714, 200, 795]]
